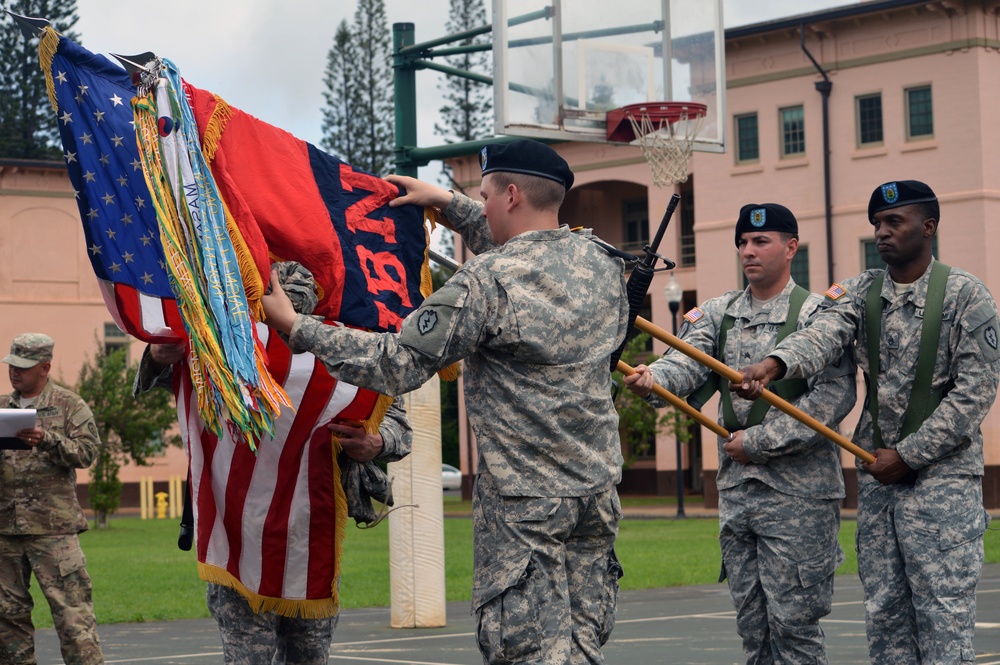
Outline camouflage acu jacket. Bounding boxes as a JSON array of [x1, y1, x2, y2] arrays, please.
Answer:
[[0, 381, 100, 535], [289, 192, 629, 497], [771, 260, 1000, 482], [646, 280, 854, 499]]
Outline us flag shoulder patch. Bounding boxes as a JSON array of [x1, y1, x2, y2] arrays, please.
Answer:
[[824, 283, 847, 300], [684, 307, 705, 324]]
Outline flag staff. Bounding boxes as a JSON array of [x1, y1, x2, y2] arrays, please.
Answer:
[[633, 316, 876, 464]]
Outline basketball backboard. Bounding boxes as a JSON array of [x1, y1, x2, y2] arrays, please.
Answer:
[[492, 0, 725, 153]]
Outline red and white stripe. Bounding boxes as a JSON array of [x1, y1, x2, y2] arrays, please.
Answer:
[[177, 322, 377, 601], [99, 279, 186, 344]]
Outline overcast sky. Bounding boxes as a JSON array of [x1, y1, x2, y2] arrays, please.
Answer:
[[64, 0, 856, 171]]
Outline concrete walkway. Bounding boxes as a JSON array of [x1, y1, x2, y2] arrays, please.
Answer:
[[30, 564, 1000, 664]]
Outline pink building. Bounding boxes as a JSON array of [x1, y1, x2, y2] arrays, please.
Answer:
[[3, 0, 999, 508], [0, 159, 187, 506]]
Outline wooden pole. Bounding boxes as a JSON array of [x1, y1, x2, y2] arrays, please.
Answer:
[[633, 316, 876, 464], [616, 360, 732, 440]]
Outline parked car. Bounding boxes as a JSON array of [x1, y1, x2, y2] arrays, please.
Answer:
[[441, 464, 462, 491]]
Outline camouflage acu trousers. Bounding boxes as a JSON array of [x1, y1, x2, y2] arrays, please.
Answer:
[[718, 480, 843, 665], [0, 534, 103, 665], [206, 583, 338, 665], [857, 477, 987, 664], [472, 473, 623, 665]]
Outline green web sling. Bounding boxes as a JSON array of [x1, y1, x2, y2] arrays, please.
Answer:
[[689, 285, 810, 431], [864, 260, 951, 446]]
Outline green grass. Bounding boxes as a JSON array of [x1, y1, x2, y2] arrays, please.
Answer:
[[26, 504, 1000, 628]]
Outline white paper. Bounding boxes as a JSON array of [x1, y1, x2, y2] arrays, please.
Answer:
[[0, 409, 36, 437]]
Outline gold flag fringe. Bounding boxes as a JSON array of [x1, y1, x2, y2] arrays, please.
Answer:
[[330, 433, 347, 610], [198, 563, 339, 619], [364, 393, 395, 436], [38, 27, 59, 111], [200, 94, 234, 163], [423, 207, 461, 382], [420, 206, 438, 300]]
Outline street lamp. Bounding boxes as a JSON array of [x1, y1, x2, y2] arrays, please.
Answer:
[[663, 275, 685, 518]]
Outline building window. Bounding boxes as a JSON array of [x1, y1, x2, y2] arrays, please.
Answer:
[[780, 105, 805, 157], [679, 179, 696, 267], [104, 323, 129, 361], [862, 239, 882, 271], [857, 93, 883, 146], [790, 245, 809, 290], [906, 86, 933, 139], [621, 198, 649, 254], [735, 113, 759, 163], [862, 237, 939, 270]]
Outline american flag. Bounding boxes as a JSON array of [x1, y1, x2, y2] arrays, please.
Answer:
[[684, 307, 705, 324], [47, 34, 184, 343], [824, 283, 847, 301], [179, 323, 376, 612]]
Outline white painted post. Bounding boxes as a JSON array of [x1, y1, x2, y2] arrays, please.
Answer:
[[388, 375, 446, 628]]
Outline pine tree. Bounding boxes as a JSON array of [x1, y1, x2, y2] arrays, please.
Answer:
[[349, 0, 394, 175], [0, 1, 80, 159], [321, 20, 360, 163], [433, 0, 492, 144]]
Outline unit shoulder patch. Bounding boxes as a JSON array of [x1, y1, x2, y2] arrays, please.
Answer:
[[417, 310, 439, 334]]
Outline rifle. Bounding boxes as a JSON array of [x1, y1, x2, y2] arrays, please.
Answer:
[[609, 193, 680, 373]]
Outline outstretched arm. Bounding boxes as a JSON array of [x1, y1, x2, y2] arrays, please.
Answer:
[[385, 174, 455, 212]]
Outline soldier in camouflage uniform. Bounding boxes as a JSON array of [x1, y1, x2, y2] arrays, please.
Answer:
[[137, 293, 412, 665], [624, 204, 854, 663], [737, 180, 1000, 664], [263, 139, 629, 665], [0, 333, 104, 665]]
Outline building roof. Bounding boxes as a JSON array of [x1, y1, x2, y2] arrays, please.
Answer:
[[726, 0, 931, 40], [0, 157, 66, 173]]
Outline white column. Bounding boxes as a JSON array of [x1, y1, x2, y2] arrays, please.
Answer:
[[388, 375, 446, 628]]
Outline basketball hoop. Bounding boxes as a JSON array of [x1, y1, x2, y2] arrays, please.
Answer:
[[606, 102, 708, 187]]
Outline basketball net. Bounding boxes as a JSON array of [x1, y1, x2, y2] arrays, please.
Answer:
[[627, 108, 705, 188]]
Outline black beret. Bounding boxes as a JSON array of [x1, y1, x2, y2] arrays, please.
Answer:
[[479, 139, 574, 191], [867, 180, 937, 223], [734, 203, 798, 246]]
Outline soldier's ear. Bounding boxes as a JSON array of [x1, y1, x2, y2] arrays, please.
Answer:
[[923, 218, 938, 238]]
